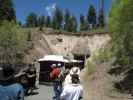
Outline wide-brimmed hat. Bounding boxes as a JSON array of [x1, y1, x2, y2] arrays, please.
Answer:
[[70, 67, 80, 75]]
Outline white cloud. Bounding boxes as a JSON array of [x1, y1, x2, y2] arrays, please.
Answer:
[[45, 3, 57, 17]]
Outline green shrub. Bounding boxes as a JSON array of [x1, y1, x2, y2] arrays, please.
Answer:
[[86, 59, 96, 75], [86, 46, 112, 75], [0, 21, 28, 64], [109, 0, 133, 68], [96, 47, 113, 63]]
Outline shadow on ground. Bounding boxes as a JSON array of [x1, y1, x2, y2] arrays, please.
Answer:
[[108, 66, 125, 75], [39, 82, 53, 86]]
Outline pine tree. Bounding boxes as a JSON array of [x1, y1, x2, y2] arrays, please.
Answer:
[[25, 12, 38, 27], [67, 15, 77, 32], [38, 15, 45, 30], [98, 11, 105, 27], [38, 15, 45, 26], [64, 9, 71, 31], [87, 5, 96, 28], [98, 0, 105, 27], [52, 7, 63, 30], [0, 0, 16, 22], [45, 16, 51, 27], [18, 21, 22, 26], [80, 14, 88, 31]]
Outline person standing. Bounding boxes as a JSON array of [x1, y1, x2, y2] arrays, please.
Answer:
[[26, 64, 37, 95], [63, 66, 80, 86], [34, 60, 40, 89], [50, 64, 61, 100], [60, 74, 83, 100]]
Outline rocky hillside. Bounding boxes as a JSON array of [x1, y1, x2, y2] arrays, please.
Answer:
[[25, 28, 110, 62]]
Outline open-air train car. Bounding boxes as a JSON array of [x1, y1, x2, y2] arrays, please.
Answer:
[[38, 55, 68, 82]]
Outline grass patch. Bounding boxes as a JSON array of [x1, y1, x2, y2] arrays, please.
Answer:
[[86, 59, 96, 75], [86, 46, 112, 75], [96, 47, 113, 63], [86, 51, 98, 75]]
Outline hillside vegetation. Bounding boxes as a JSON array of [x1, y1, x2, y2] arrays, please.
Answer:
[[81, 1, 133, 99]]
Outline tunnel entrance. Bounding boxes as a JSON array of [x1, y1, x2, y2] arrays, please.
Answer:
[[73, 54, 90, 69]]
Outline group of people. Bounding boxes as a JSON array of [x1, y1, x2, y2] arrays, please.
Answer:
[[50, 63, 83, 100], [0, 63, 83, 100]]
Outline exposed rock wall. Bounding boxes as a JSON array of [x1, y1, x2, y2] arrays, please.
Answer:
[[44, 34, 110, 58], [25, 28, 110, 62]]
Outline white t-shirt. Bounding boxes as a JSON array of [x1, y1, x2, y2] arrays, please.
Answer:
[[63, 74, 72, 86], [60, 84, 83, 100]]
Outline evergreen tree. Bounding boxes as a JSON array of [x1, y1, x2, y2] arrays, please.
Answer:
[[87, 5, 96, 28], [38, 15, 45, 30], [25, 12, 38, 27], [52, 7, 63, 29], [98, 0, 105, 27], [18, 21, 22, 26], [80, 14, 88, 31], [64, 9, 71, 31], [67, 15, 77, 32], [45, 16, 51, 27], [98, 10, 105, 27], [38, 15, 45, 26], [0, 0, 16, 22]]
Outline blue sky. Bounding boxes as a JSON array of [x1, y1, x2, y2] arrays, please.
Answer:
[[13, 0, 112, 24]]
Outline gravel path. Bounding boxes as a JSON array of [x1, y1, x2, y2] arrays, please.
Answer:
[[25, 85, 54, 100]]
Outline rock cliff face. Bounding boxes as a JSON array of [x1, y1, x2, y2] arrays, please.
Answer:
[[45, 34, 110, 57], [24, 28, 110, 62]]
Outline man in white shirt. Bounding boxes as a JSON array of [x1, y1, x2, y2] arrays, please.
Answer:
[[60, 74, 83, 100]]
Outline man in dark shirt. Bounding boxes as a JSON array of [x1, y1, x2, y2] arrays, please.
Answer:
[[26, 64, 36, 95]]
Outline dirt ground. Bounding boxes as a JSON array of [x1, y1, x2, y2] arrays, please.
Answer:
[[25, 85, 53, 100], [80, 63, 133, 100]]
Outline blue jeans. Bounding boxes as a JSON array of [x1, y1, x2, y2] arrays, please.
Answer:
[[53, 81, 62, 100]]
